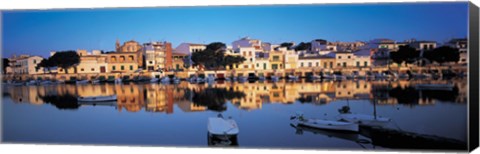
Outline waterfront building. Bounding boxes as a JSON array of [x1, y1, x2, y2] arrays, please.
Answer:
[[57, 50, 108, 76], [335, 52, 356, 68], [174, 43, 207, 74], [172, 52, 187, 71], [353, 49, 372, 68], [408, 40, 437, 51], [115, 40, 144, 68], [7, 55, 45, 75], [143, 41, 173, 71], [446, 38, 468, 64], [106, 51, 140, 74]]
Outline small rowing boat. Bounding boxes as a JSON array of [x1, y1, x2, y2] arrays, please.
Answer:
[[77, 95, 117, 102], [291, 113, 359, 132]]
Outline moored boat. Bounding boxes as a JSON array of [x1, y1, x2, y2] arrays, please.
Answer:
[[338, 113, 391, 127], [291, 113, 359, 132], [77, 95, 117, 102], [76, 80, 89, 85], [208, 114, 239, 136], [414, 83, 454, 91]]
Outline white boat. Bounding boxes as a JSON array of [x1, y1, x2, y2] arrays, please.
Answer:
[[77, 95, 117, 102], [322, 73, 334, 80], [11, 82, 24, 86], [25, 80, 38, 86], [208, 115, 239, 136], [415, 83, 454, 91], [333, 74, 346, 80], [271, 76, 280, 82], [76, 80, 89, 85], [150, 78, 159, 83], [173, 77, 181, 84], [206, 75, 216, 82], [338, 113, 391, 127], [288, 75, 299, 80], [237, 76, 247, 82], [39, 80, 53, 85], [91, 79, 100, 84], [291, 113, 359, 132], [161, 77, 171, 83], [114, 78, 122, 84]]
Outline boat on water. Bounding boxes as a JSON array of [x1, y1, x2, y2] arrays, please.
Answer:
[[25, 80, 38, 86], [39, 80, 53, 85], [208, 114, 239, 136], [415, 83, 454, 91], [287, 74, 299, 80], [91, 79, 100, 84], [271, 75, 280, 82], [338, 113, 391, 127], [291, 113, 359, 132], [77, 95, 117, 102], [114, 78, 122, 84], [237, 76, 247, 82], [76, 80, 89, 85], [206, 75, 216, 83], [258, 76, 266, 81], [150, 78, 159, 83], [173, 77, 181, 84]]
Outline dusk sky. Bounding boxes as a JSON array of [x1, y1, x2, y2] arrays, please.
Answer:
[[2, 2, 469, 58]]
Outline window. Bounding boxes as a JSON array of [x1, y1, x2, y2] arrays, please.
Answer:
[[316, 62, 319, 67], [81, 68, 84, 71], [339, 56, 342, 59], [34, 60, 37, 64], [91, 68, 95, 71], [272, 64, 278, 70], [256, 63, 259, 67], [324, 62, 327, 68], [364, 62, 368, 67], [356, 62, 360, 67], [429, 44, 434, 49], [343, 62, 347, 67], [348, 56, 351, 59], [250, 58, 253, 62], [423, 45, 428, 50], [280, 64, 282, 68], [301, 63, 304, 67], [130, 65, 133, 70], [330, 62, 333, 68], [121, 66, 125, 70], [244, 65, 248, 69], [263, 63, 267, 70], [249, 51, 252, 56], [308, 62, 312, 67], [149, 61, 153, 64], [273, 56, 280, 61]]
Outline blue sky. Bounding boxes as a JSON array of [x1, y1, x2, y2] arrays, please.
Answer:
[[2, 2, 469, 58]]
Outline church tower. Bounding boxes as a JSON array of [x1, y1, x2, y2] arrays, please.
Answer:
[[115, 39, 120, 51]]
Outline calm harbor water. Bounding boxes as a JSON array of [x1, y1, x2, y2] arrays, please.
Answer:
[[1, 79, 467, 150]]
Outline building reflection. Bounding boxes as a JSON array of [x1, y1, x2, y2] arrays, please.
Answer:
[[3, 79, 467, 112]]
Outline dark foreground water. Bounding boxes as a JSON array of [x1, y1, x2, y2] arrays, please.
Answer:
[[1, 79, 467, 151]]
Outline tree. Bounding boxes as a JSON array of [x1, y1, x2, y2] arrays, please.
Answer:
[[2, 58, 9, 74], [294, 42, 311, 51], [423, 46, 460, 65], [280, 42, 294, 49], [49, 51, 80, 74], [36, 59, 55, 74], [389, 45, 420, 67], [191, 42, 246, 71]]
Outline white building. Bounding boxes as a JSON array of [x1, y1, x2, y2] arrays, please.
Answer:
[[8, 55, 45, 75]]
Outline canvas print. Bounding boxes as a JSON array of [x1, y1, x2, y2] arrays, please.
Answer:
[[1, 2, 474, 152]]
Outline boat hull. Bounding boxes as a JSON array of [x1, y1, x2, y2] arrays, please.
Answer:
[[77, 95, 117, 102]]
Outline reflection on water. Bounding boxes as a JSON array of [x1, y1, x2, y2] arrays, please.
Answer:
[[1, 79, 467, 150]]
